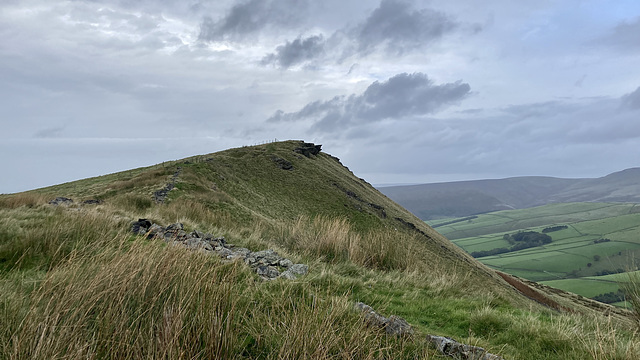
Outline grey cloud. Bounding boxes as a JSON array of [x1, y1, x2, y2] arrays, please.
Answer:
[[621, 87, 640, 110], [267, 72, 471, 132], [598, 16, 640, 52], [352, 0, 458, 55], [199, 0, 308, 41], [34, 126, 65, 139], [261, 35, 325, 68]]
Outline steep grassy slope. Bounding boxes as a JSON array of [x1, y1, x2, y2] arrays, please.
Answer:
[[1, 141, 639, 359]]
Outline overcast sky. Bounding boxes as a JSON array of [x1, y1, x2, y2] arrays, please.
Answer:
[[2, 0, 640, 193]]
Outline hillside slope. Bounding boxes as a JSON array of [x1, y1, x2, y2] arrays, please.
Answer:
[[0, 141, 637, 359], [380, 168, 640, 220]]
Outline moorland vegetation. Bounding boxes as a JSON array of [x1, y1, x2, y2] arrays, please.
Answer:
[[0, 141, 639, 359]]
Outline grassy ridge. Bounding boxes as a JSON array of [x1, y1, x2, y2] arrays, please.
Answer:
[[1, 141, 639, 359]]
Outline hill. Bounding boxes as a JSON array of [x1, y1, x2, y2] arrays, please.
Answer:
[[379, 168, 640, 220], [0, 141, 638, 359]]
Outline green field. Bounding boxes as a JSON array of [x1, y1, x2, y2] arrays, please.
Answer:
[[430, 203, 640, 303]]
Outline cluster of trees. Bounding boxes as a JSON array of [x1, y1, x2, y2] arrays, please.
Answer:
[[593, 238, 611, 244], [542, 225, 568, 233], [591, 290, 625, 304], [594, 268, 625, 276], [471, 231, 552, 258]]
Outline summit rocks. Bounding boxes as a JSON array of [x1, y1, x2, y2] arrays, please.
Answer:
[[130, 219, 308, 280]]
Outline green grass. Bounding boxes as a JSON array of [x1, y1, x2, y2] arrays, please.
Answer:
[[437, 202, 640, 302], [1, 141, 639, 359]]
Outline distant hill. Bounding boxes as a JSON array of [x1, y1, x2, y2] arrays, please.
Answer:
[[379, 168, 640, 220]]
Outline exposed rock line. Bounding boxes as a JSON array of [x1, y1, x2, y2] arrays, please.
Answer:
[[131, 219, 308, 280], [355, 302, 504, 360], [153, 167, 182, 203], [426, 335, 504, 360], [48, 197, 102, 206]]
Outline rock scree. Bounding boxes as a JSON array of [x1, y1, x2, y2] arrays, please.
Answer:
[[131, 219, 308, 280]]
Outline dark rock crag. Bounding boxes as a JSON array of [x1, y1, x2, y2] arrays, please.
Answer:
[[294, 142, 322, 158]]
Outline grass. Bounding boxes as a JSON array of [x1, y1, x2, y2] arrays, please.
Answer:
[[1, 141, 639, 359], [439, 203, 640, 301]]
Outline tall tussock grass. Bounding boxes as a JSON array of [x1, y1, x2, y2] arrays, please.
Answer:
[[281, 216, 423, 271], [0, 192, 49, 209], [4, 238, 244, 359], [0, 209, 125, 272], [1, 231, 424, 359]]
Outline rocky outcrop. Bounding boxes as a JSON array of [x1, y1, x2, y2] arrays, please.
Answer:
[[426, 335, 504, 360], [354, 302, 413, 337], [153, 167, 182, 203], [294, 142, 322, 158], [48, 197, 102, 206], [48, 197, 74, 206], [355, 302, 504, 359], [131, 219, 308, 280], [272, 156, 293, 170]]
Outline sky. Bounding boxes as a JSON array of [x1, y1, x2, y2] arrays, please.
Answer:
[[2, 0, 640, 193]]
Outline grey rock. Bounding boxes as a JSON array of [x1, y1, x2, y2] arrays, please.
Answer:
[[279, 270, 297, 280], [279, 259, 293, 267], [148, 224, 164, 237], [354, 302, 413, 337], [426, 335, 503, 360], [289, 264, 309, 276], [232, 248, 251, 258], [49, 197, 73, 206], [294, 142, 322, 157], [184, 238, 202, 249], [131, 219, 152, 235], [191, 230, 205, 238], [385, 316, 413, 336], [256, 266, 281, 279], [252, 249, 282, 266], [216, 247, 234, 259], [166, 223, 184, 231]]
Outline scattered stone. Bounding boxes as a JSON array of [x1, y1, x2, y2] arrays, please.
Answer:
[[426, 335, 504, 360], [48, 197, 73, 206], [130, 221, 307, 280], [354, 302, 413, 337], [82, 199, 102, 205]]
